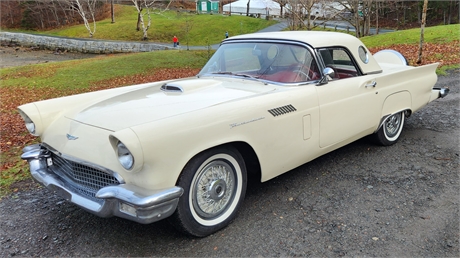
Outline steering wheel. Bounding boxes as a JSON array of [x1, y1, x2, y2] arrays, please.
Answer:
[[291, 64, 315, 82]]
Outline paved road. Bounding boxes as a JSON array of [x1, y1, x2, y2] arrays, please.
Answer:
[[258, 20, 393, 34], [313, 20, 394, 34]]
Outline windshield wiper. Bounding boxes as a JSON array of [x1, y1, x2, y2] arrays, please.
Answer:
[[211, 72, 258, 79]]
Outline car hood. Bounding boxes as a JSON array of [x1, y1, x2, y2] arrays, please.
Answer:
[[68, 77, 276, 131]]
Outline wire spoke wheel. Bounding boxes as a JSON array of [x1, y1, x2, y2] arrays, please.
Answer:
[[170, 146, 247, 237], [192, 160, 236, 219], [384, 113, 402, 138], [374, 111, 405, 146]]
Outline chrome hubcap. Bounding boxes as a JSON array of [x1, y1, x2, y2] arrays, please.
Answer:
[[208, 179, 227, 201], [385, 114, 401, 137]]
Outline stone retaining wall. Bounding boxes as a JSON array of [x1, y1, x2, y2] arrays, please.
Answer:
[[0, 32, 172, 54]]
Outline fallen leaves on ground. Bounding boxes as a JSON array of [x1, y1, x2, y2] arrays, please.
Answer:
[[0, 68, 200, 169], [1, 40, 459, 157], [368, 40, 460, 67]]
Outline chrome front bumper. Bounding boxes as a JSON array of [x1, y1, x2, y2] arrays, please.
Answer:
[[21, 144, 184, 224]]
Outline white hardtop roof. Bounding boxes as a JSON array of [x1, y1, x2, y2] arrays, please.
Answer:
[[225, 31, 382, 75], [226, 31, 360, 49]]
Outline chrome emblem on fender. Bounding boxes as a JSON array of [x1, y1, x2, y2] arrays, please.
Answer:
[[66, 134, 79, 140]]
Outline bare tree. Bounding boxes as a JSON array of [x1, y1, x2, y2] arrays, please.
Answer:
[[417, 0, 429, 64], [68, 0, 98, 37], [132, 0, 152, 39], [284, 0, 304, 30], [0, 1, 19, 27], [302, 0, 319, 30], [1, 0, 109, 30], [331, 0, 377, 37], [178, 12, 194, 50], [273, 0, 287, 18], [281, 0, 348, 31], [374, 0, 380, 34], [246, 0, 250, 16], [111, 0, 115, 23], [132, 0, 173, 40]]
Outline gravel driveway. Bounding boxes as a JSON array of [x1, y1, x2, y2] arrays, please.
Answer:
[[0, 44, 98, 68], [0, 66, 458, 257]]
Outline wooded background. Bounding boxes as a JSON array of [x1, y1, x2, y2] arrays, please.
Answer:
[[1, 0, 458, 35]]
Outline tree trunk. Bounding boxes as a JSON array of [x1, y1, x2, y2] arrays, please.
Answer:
[[246, 0, 250, 16], [306, 0, 312, 30], [375, 1, 379, 35], [402, 1, 406, 26], [111, 0, 115, 23], [137, 12, 141, 31], [354, 0, 360, 37], [416, 0, 429, 64]]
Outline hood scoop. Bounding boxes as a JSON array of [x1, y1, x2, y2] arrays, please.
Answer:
[[68, 77, 278, 131], [161, 83, 183, 93], [161, 79, 222, 94]]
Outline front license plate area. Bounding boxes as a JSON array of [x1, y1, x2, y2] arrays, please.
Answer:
[[49, 185, 72, 201]]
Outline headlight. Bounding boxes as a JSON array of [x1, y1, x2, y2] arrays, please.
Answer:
[[117, 141, 134, 170], [19, 110, 37, 136], [110, 130, 143, 173]]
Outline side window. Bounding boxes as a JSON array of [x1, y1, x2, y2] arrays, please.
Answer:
[[319, 48, 359, 79]]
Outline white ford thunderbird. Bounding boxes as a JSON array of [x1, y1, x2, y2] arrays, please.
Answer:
[[19, 31, 449, 237]]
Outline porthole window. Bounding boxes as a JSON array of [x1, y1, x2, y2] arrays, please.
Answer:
[[266, 45, 279, 60], [358, 46, 369, 64]]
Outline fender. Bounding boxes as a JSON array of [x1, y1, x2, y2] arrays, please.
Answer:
[[381, 91, 411, 116], [377, 91, 411, 132]]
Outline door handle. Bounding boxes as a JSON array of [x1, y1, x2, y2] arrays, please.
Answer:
[[365, 81, 377, 88]]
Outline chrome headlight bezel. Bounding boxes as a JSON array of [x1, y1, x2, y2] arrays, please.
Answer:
[[110, 129, 143, 173], [18, 109, 37, 136], [116, 141, 134, 170]]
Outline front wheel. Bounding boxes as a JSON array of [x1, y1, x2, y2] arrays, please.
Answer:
[[374, 111, 405, 146], [170, 146, 247, 237]]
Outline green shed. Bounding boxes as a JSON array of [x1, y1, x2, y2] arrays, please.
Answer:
[[196, 0, 219, 14]]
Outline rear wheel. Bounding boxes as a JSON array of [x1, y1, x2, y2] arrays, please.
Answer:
[[374, 111, 405, 146], [170, 146, 247, 237]]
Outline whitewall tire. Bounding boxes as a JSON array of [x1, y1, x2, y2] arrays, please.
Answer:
[[170, 146, 247, 237], [375, 111, 405, 146]]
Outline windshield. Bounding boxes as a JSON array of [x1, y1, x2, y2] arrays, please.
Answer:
[[199, 42, 320, 83]]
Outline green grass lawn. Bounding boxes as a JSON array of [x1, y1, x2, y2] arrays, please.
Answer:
[[1, 50, 210, 89], [361, 24, 460, 48], [5, 5, 277, 46]]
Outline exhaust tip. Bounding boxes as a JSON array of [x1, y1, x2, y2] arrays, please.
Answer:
[[439, 87, 449, 98]]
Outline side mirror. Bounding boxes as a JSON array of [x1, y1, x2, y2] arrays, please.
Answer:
[[317, 67, 335, 85]]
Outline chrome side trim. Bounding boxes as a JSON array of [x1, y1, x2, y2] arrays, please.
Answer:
[[21, 144, 184, 224], [366, 70, 383, 75]]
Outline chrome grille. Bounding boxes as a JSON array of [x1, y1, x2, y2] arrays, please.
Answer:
[[49, 152, 120, 203]]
